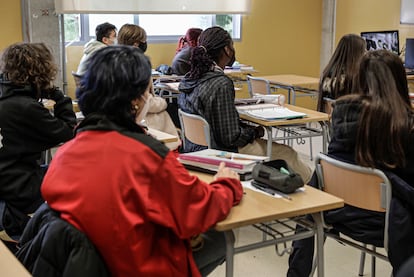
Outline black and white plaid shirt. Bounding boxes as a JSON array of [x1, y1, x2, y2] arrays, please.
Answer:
[[178, 66, 255, 152]]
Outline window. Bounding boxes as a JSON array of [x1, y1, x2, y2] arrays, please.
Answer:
[[63, 14, 241, 44]]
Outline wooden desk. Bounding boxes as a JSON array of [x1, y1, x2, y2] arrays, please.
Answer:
[[189, 171, 344, 277], [43, 100, 80, 112], [258, 74, 319, 105], [0, 241, 31, 277], [224, 67, 257, 80], [238, 104, 329, 157], [147, 128, 178, 143]]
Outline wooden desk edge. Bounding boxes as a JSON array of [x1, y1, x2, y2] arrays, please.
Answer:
[[239, 104, 329, 126], [215, 186, 344, 231], [0, 241, 31, 277]]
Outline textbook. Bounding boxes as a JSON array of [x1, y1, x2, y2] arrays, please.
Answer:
[[178, 149, 268, 180]]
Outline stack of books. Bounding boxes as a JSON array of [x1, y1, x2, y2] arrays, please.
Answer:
[[178, 149, 268, 180]]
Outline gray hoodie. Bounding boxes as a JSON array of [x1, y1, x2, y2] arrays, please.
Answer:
[[76, 40, 107, 75]]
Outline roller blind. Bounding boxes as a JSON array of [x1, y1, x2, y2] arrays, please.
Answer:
[[54, 0, 251, 14]]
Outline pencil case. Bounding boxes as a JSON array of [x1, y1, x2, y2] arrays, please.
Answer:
[[251, 159, 304, 194]]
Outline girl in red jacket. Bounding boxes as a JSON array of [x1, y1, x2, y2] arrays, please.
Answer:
[[41, 45, 243, 277]]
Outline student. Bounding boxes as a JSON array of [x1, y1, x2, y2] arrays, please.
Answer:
[[76, 22, 117, 75], [172, 28, 203, 75], [117, 23, 147, 52], [178, 26, 312, 183], [41, 46, 243, 277], [0, 42, 76, 250], [317, 34, 366, 113], [288, 50, 414, 276], [118, 23, 181, 150]]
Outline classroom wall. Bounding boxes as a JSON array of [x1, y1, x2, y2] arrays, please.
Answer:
[[66, 0, 323, 100], [0, 1, 23, 50], [335, 0, 414, 52]]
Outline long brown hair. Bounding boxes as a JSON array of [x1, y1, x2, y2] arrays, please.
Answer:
[[0, 42, 57, 98], [355, 50, 413, 168], [317, 34, 366, 111]]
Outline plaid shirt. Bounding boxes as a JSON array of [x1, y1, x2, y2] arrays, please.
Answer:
[[178, 67, 255, 152]]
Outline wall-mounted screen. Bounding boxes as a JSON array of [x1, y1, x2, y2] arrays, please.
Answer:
[[360, 30, 399, 55]]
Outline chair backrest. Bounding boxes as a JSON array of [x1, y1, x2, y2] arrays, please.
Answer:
[[322, 97, 335, 115], [247, 76, 271, 97], [71, 71, 82, 89], [315, 153, 392, 247], [178, 109, 211, 149]]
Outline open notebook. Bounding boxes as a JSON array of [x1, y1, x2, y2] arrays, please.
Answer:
[[238, 105, 307, 120]]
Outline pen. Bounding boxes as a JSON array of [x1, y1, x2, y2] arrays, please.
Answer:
[[251, 181, 292, 200]]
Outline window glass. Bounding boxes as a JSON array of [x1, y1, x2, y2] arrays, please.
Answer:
[[88, 14, 135, 36], [63, 14, 241, 44], [139, 14, 213, 36], [64, 14, 81, 42]]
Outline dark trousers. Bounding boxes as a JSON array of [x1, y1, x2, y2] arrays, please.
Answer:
[[193, 229, 226, 276], [287, 223, 315, 277]]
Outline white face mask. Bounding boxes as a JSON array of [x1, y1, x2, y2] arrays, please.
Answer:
[[135, 94, 152, 125]]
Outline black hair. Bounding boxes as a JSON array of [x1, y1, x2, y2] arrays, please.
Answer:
[[95, 22, 117, 42], [188, 26, 233, 79], [77, 45, 151, 130]]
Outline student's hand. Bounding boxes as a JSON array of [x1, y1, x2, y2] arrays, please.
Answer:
[[214, 162, 240, 181]]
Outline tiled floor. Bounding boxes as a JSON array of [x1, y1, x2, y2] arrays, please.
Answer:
[[209, 129, 393, 277]]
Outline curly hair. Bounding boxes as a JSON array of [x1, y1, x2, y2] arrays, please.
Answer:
[[0, 42, 57, 95]]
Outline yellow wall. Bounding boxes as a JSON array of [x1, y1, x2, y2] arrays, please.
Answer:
[[66, 0, 323, 100], [0, 1, 22, 50], [336, 0, 414, 49]]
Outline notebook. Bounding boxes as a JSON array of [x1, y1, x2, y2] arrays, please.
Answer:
[[241, 106, 307, 120], [178, 149, 268, 180]]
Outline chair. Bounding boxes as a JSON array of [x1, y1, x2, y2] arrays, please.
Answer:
[[247, 75, 272, 97], [178, 109, 211, 149], [71, 71, 82, 89], [247, 75, 322, 160], [313, 153, 391, 277]]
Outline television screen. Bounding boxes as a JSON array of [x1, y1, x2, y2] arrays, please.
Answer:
[[360, 30, 399, 55]]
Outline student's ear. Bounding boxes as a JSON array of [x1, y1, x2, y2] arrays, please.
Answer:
[[102, 37, 110, 44]]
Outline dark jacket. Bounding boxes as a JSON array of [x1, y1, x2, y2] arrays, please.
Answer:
[[325, 98, 414, 273], [16, 203, 109, 277], [172, 47, 192, 75], [0, 77, 76, 238], [178, 68, 256, 152]]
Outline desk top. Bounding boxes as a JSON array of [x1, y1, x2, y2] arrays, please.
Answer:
[[147, 128, 178, 143], [189, 171, 344, 231], [258, 74, 319, 90], [43, 100, 80, 113], [0, 241, 31, 277], [238, 104, 329, 127]]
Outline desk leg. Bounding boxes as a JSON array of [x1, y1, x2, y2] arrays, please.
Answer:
[[312, 213, 325, 277], [321, 122, 328, 153], [265, 126, 273, 158], [224, 230, 236, 277], [291, 88, 296, 105]]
